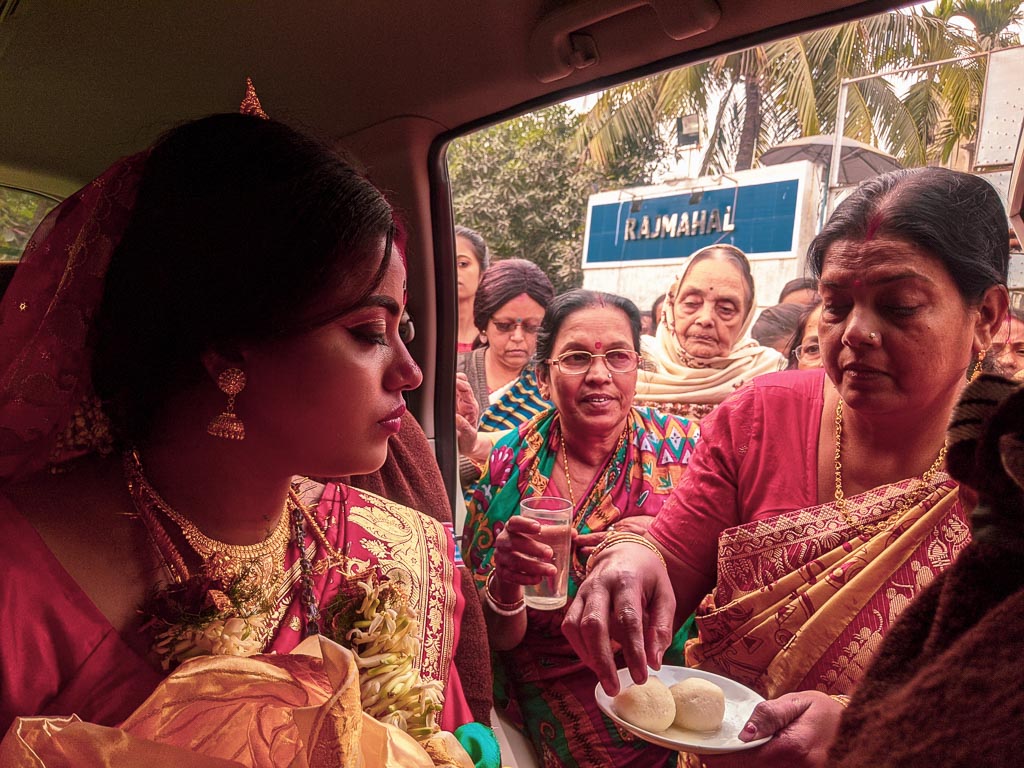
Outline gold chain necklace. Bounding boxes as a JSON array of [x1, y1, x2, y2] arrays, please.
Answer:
[[124, 449, 292, 592], [833, 399, 947, 537], [557, 417, 629, 519], [559, 429, 578, 510]]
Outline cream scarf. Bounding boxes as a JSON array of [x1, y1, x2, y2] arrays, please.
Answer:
[[635, 264, 786, 405]]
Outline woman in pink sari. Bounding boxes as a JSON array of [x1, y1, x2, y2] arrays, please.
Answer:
[[563, 167, 1009, 766], [0, 111, 482, 767]]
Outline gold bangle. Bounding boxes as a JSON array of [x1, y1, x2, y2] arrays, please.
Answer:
[[484, 568, 524, 612], [465, 453, 488, 474], [829, 694, 851, 708], [585, 532, 667, 577]]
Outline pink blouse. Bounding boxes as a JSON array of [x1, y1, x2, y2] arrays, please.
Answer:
[[649, 369, 826, 584], [0, 497, 163, 734]]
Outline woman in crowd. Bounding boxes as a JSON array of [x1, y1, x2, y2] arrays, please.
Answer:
[[456, 259, 554, 485], [463, 290, 699, 768], [0, 113, 481, 766], [751, 302, 805, 357], [564, 167, 1008, 719], [456, 226, 490, 353], [992, 306, 1024, 377], [722, 373, 1024, 768], [457, 258, 553, 424], [789, 299, 824, 370], [634, 244, 787, 421]]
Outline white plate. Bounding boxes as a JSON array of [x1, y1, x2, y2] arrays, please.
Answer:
[[594, 666, 772, 755]]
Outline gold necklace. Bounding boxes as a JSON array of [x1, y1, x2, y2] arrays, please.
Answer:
[[559, 429, 578, 510], [124, 449, 292, 593], [833, 399, 947, 537], [557, 417, 629, 518]]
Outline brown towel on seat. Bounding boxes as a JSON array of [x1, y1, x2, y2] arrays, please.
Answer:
[[346, 410, 493, 725]]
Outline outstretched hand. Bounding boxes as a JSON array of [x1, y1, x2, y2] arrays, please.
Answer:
[[702, 691, 845, 768], [561, 542, 676, 696]]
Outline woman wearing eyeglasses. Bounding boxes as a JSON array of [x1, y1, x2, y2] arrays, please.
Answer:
[[462, 290, 699, 767], [456, 259, 554, 428], [456, 259, 555, 485], [789, 300, 824, 370]]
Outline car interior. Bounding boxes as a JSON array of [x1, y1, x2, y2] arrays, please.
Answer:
[[0, 0, 910, 503], [0, 1, 963, 761]]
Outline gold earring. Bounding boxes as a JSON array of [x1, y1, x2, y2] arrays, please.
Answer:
[[207, 368, 247, 440], [969, 349, 986, 383]]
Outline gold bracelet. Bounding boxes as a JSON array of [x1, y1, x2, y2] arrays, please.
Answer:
[[464, 452, 488, 475], [484, 568, 524, 613], [829, 694, 851, 708], [585, 532, 667, 577]]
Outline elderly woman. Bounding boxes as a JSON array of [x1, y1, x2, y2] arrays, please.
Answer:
[[635, 244, 787, 421], [463, 290, 699, 767], [563, 168, 1008, 754], [456, 225, 490, 353]]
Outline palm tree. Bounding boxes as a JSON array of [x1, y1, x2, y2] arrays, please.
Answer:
[[906, 0, 1023, 164], [576, 4, 1017, 176]]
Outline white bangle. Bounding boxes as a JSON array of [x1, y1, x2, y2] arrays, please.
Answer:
[[485, 591, 526, 616]]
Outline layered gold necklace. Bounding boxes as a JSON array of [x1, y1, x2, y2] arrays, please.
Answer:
[[123, 449, 291, 603], [833, 399, 947, 537]]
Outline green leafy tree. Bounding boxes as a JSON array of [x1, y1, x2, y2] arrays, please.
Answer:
[[576, 6, 1012, 173], [910, 0, 1023, 163], [448, 104, 665, 293], [0, 187, 55, 261]]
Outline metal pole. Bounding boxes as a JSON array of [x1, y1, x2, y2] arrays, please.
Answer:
[[827, 81, 849, 218], [838, 44, 1020, 86]]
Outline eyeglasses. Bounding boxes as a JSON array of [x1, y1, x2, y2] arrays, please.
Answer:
[[491, 318, 541, 335], [547, 349, 640, 375], [793, 342, 820, 362], [399, 311, 415, 343]]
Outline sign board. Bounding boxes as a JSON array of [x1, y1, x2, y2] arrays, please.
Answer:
[[581, 162, 821, 312]]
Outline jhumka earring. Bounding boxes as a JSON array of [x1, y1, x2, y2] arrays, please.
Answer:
[[207, 368, 247, 440], [969, 349, 986, 383]]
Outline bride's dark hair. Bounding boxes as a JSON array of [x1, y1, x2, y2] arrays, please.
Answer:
[[92, 113, 395, 443]]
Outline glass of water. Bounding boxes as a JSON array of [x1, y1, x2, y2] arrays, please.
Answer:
[[520, 496, 573, 610]]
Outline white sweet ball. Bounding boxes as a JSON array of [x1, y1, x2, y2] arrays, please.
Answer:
[[613, 677, 676, 732], [670, 677, 726, 731]]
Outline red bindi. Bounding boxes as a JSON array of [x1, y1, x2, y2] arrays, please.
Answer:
[[594, 340, 602, 349], [853, 278, 862, 288]]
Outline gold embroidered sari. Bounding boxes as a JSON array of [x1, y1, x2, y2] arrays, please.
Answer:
[[685, 475, 970, 697]]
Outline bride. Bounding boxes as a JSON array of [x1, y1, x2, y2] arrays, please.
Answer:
[[0, 110, 478, 767]]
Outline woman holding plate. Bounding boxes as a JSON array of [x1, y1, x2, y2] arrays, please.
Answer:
[[564, 167, 1008, 740]]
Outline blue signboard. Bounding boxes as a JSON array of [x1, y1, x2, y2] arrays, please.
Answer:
[[584, 179, 799, 265]]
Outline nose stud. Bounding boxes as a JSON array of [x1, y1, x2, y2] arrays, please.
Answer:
[[868, 332, 878, 341]]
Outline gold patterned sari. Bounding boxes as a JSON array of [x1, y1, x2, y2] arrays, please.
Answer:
[[684, 475, 970, 698]]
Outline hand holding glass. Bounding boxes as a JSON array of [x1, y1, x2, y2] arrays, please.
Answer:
[[519, 496, 573, 609]]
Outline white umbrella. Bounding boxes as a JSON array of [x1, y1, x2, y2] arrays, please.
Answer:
[[759, 135, 903, 186]]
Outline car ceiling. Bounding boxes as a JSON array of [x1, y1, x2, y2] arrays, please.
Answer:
[[0, 0, 903, 494], [1, 0, 901, 191]]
